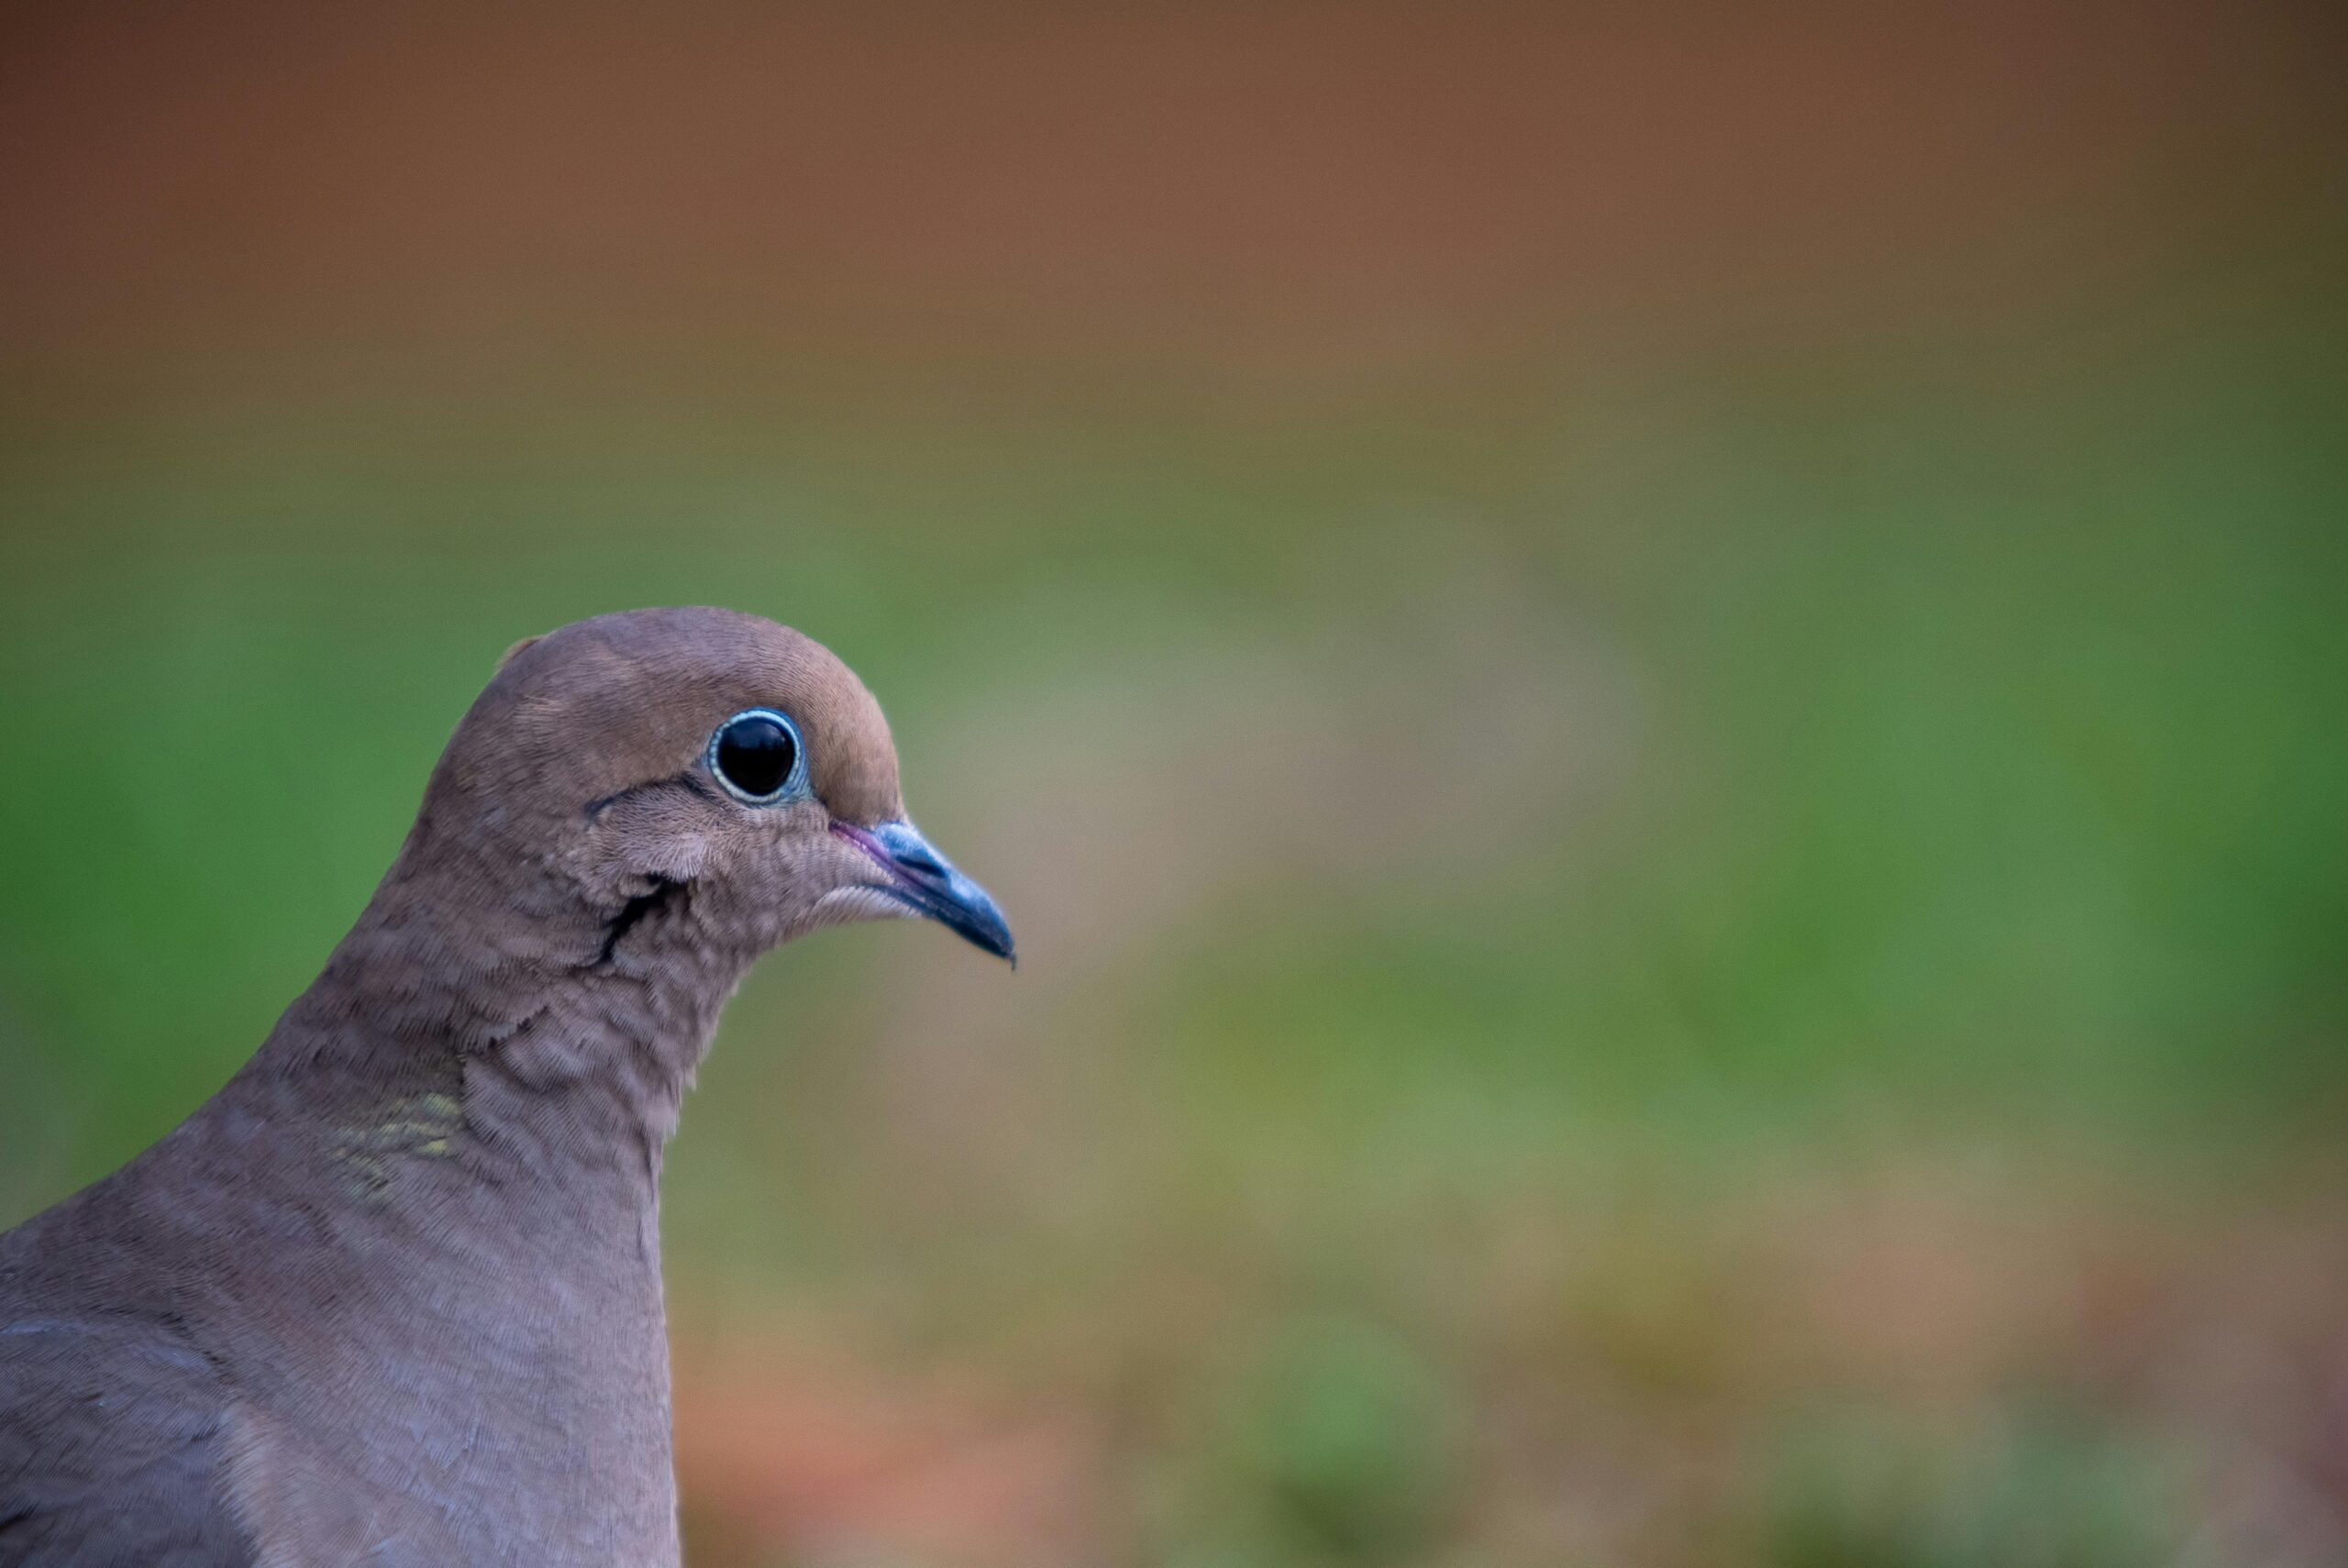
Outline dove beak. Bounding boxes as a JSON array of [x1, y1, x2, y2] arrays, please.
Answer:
[[830, 819, 1016, 966]]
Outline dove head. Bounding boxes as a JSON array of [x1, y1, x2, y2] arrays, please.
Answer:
[[398, 607, 1013, 976]]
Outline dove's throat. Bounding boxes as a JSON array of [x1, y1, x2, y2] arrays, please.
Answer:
[[238, 867, 758, 1195], [88, 873, 767, 1562]]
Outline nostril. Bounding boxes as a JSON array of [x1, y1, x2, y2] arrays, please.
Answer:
[[870, 821, 949, 879]]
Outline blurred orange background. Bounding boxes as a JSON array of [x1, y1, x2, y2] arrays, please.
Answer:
[[3, 6, 2343, 1565]]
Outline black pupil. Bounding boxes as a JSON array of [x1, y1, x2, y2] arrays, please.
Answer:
[[715, 715, 797, 799]]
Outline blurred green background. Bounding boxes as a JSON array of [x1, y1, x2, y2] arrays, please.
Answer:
[[3, 5, 2344, 1564]]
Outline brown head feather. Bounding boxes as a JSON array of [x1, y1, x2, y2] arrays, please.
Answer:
[[471, 606, 903, 828]]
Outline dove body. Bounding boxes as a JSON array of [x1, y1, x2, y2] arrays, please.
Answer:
[[0, 609, 1012, 1567]]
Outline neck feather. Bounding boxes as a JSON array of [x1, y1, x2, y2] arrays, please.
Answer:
[[233, 862, 749, 1199]]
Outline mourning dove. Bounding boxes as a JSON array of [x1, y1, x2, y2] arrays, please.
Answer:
[[0, 607, 1013, 1566]]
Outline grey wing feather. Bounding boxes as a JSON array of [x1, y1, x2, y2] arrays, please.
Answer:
[[0, 1315, 255, 1567]]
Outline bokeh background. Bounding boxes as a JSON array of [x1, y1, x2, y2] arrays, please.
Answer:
[[3, 5, 2344, 1564]]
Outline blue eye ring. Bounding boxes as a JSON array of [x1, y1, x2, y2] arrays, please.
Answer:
[[706, 708, 809, 805]]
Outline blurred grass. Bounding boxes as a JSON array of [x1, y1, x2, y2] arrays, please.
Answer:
[[4, 311, 2341, 1177], [2, 292, 2343, 1564], [1757, 1411, 2194, 1568]]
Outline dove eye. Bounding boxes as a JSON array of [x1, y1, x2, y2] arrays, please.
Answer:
[[708, 709, 806, 804]]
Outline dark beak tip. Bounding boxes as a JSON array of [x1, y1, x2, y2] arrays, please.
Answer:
[[961, 908, 1017, 967]]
